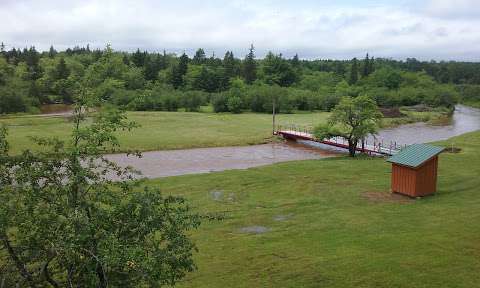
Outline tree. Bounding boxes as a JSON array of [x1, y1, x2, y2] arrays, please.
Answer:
[[362, 53, 370, 78], [262, 52, 297, 87], [169, 53, 189, 89], [349, 57, 359, 85], [291, 54, 300, 68], [48, 45, 57, 58], [223, 51, 236, 79], [192, 48, 206, 65], [0, 95, 201, 286], [55, 57, 70, 80], [243, 44, 257, 84], [24, 46, 42, 80], [143, 54, 160, 81], [131, 48, 146, 67], [314, 95, 382, 157]]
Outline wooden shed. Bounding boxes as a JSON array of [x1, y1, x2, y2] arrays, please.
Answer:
[[387, 144, 444, 197]]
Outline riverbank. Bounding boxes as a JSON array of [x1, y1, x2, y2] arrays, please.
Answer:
[[145, 131, 480, 287], [0, 107, 454, 155]]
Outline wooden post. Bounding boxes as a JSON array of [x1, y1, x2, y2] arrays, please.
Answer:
[[272, 96, 276, 135]]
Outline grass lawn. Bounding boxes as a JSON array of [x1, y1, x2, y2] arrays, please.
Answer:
[[0, 111, 329, 154], [144, 131, 480, 287], [0, 109, 447, 155]]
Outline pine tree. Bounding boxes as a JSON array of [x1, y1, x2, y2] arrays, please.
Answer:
[[349, 58, 359, 85], [243, 44, 257, 84], [25, 46, 42, 80], [178, 52, 189, 76], [334, 61, 346, 77], [122, 53, 130, 65], [223, 51, 235, 78], [132, 48, 146, 67], [48, 45, 57, 58], [170, 53, 189, 89], [158, 50, 168, 70], [55, 57, 70, 80], [370, 56, 375, 74], [291, 53, 300, 68], [362, 53, 370, 78], [144, 54, 162, 81], [192, 48, 206, 65]]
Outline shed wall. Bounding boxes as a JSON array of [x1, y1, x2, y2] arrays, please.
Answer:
[[391, 156, 439, 197], [391, 164, 417, 197], [415, 156, 438, 196]]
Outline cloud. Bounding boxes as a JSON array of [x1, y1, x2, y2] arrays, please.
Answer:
[[0, 0, 479, 60], [425, 0, 480, 19]]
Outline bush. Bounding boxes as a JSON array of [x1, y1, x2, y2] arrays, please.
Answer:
[[212, 93, 229, 112], [227, 96, 242, 113], [181, 90, 206, 112]]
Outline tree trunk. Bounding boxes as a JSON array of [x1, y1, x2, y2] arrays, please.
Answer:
[[348, 139, 357, 157]]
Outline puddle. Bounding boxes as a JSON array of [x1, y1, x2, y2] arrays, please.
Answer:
[[239, 226, 271, 234], [273, 214, 294, 221]]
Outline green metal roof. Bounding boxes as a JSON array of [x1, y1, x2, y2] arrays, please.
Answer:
[[387, 144, 444, 168]]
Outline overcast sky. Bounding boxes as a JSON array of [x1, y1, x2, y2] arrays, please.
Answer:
[[1, 0, 479, 61]]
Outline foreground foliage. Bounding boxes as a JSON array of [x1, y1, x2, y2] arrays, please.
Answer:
[[0, 100, 200, 286]]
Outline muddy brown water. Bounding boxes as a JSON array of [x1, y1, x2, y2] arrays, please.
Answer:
[[105, 142, 336, 179], [107, 105, 480, 179], [370, 105, 480, 145]]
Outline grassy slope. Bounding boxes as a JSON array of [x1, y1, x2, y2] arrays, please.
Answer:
[[145, 131, 480, 287], [1, 109, 446, 155]]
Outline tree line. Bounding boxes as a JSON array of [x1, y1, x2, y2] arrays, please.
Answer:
[[1, 42, 476, 114]]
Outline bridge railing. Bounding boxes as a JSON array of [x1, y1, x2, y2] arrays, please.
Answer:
[[275, 124, 407, 155]]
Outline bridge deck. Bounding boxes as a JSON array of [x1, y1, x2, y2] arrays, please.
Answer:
[[276, 130, 401, 156]]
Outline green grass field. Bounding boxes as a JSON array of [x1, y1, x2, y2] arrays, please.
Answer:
[[0, 111, 329, 154], [143, 131, 480, 287], [0, 109, 446, 155]]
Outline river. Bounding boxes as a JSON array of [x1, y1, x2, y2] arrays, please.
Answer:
[[106, 105, 480, 179]]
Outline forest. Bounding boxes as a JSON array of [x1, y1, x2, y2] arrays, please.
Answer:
[[1, 43, 479, 115]]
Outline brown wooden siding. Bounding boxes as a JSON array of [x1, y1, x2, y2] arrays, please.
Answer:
[[392, 164, 416, 197], [391, 156, 439, 197], [415, 156, 438, 196]]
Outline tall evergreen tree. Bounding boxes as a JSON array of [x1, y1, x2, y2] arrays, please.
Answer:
[[25, 46, 42, 80], [223, 51, 235, 78], [48, 45, 57, 58], [132, 48, 146, 67], [122, 53, 130, 65], [362, 53, 370, 77], [170, 53, 189, 89], [55, 57, 70, 80], [291, 53, 300, 68], [334, 61, 346, 76], [349, 57, 359, 85], [1, 42, 6, 57], [370, 56, 375, 74], [144, 53, 164, 81], [243, 44, 257, 84], [160, 50, 168, 70], [178, 52, 189, 76], [192, 48, 206, 65]]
